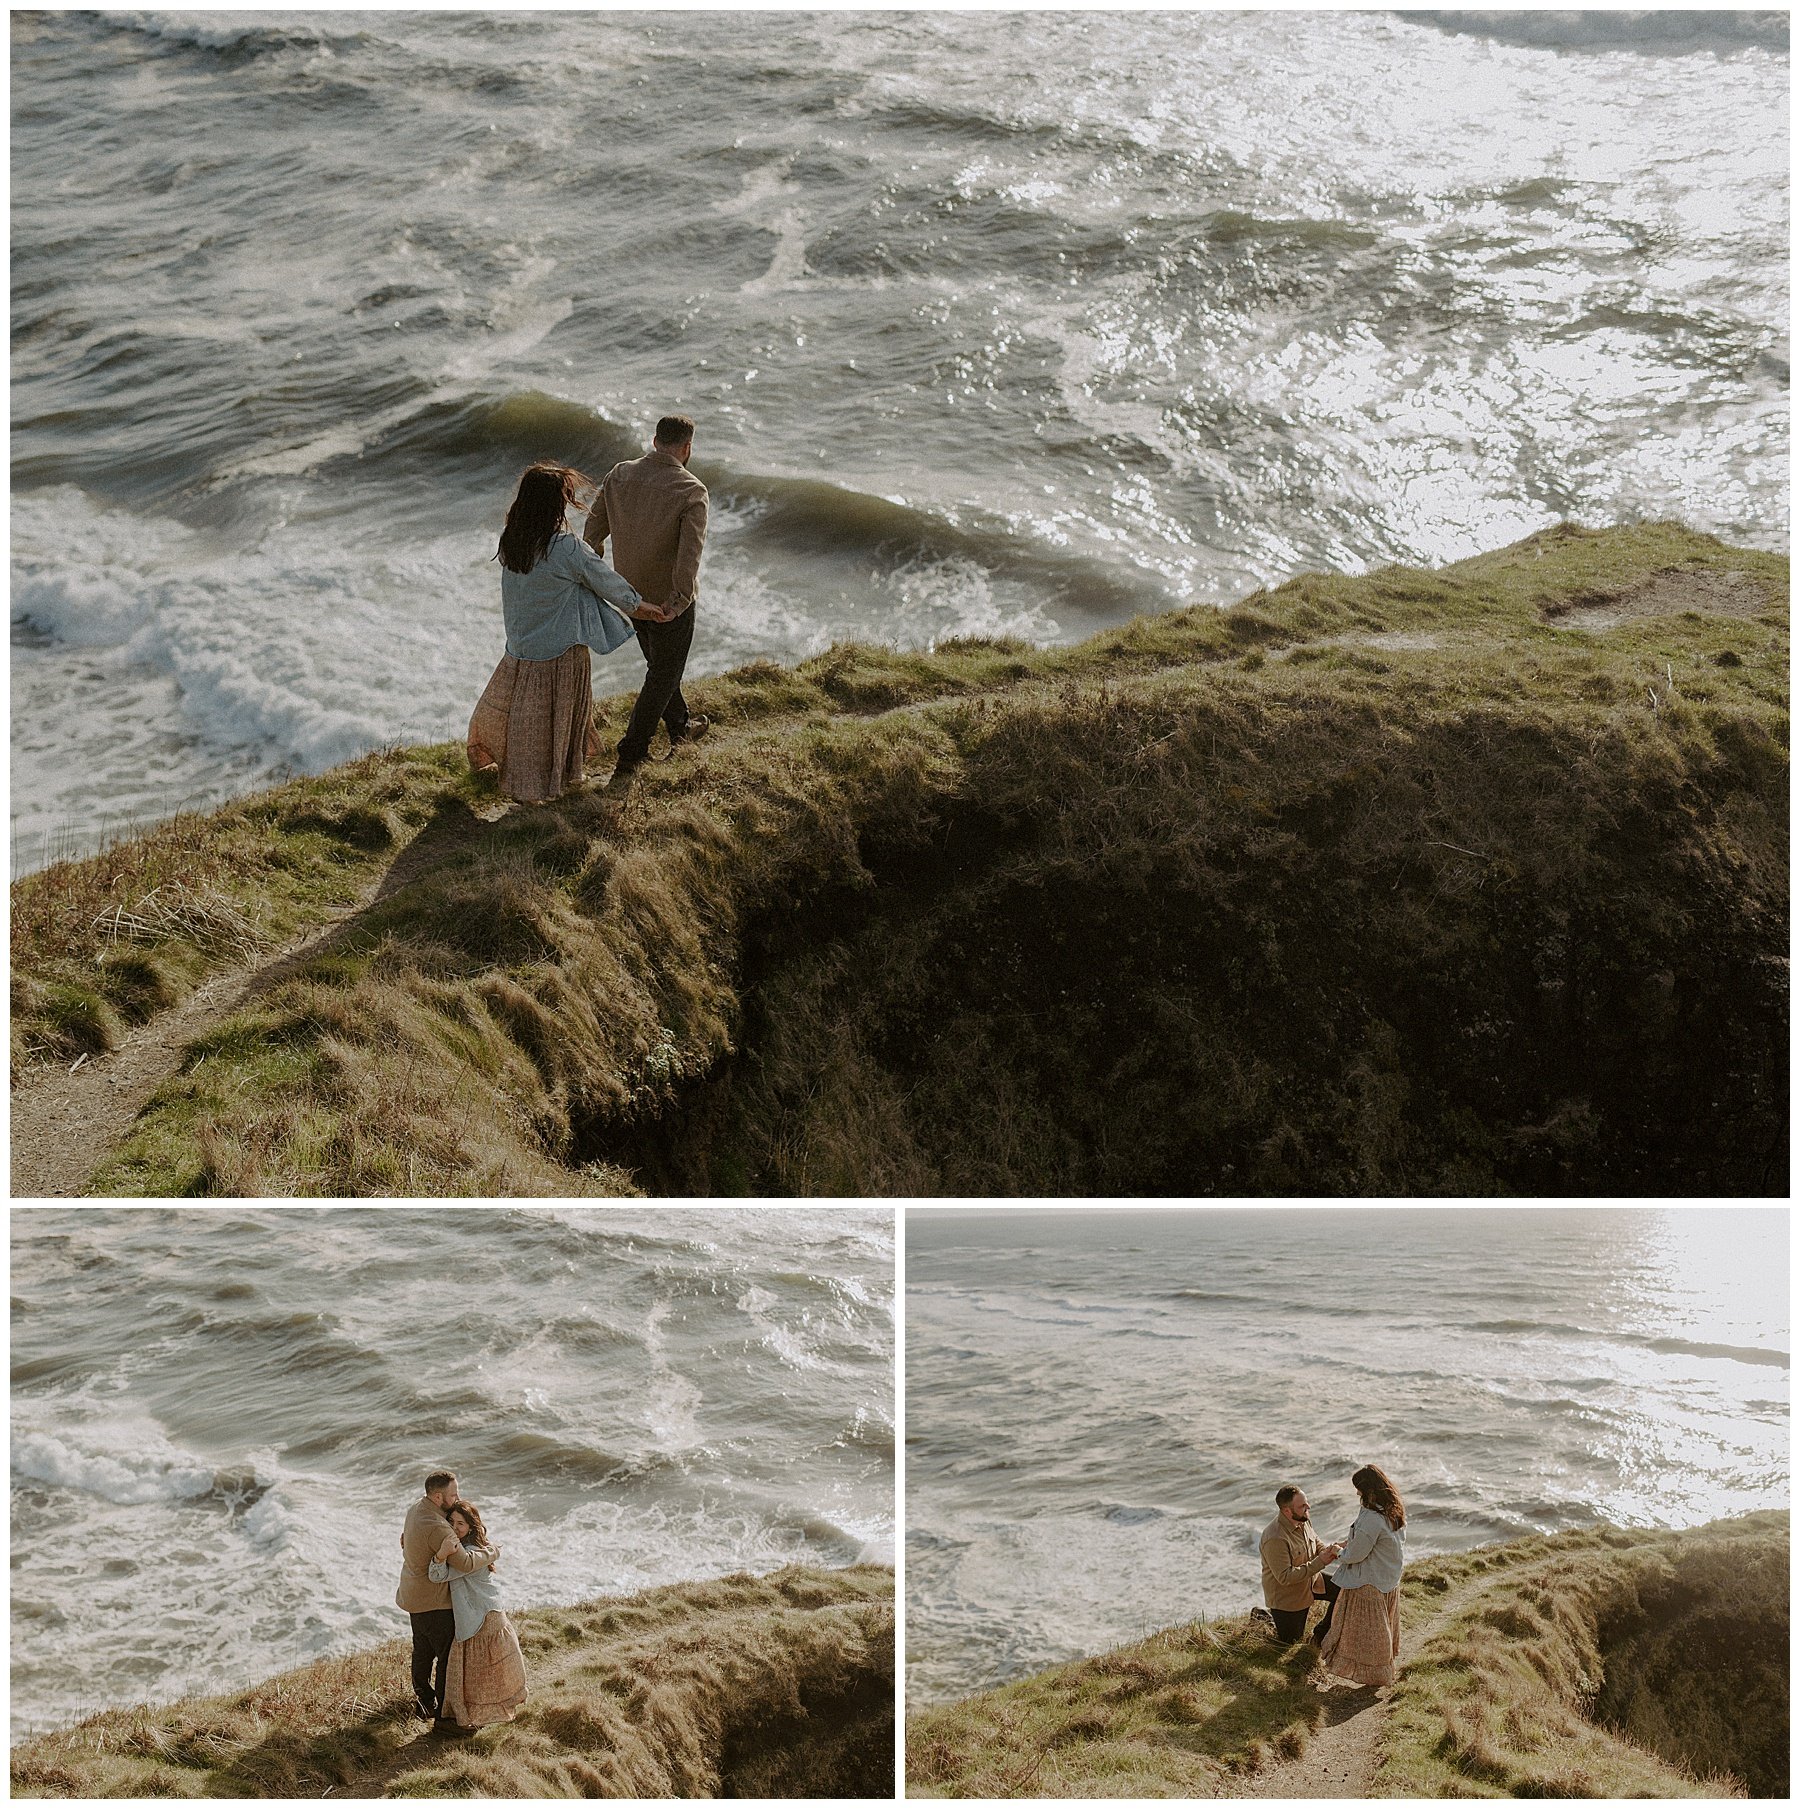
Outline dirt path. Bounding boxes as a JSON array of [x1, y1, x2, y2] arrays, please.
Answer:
[[10, 909, 365, 1198], [1238, 1590, 1463, 1800], [10, 797, 513, 1199]]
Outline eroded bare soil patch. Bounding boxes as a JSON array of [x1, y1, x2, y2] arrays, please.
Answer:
[[1546, 567, 1777, 632]]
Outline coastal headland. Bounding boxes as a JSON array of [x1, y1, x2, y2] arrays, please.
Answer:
[[11, 521, 1787, 1196], [10, 1564, 894, 1799], [906, 1512, 1787, 1798]]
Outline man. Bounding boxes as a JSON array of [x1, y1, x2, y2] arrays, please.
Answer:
[[584, 413, 710, 774], [396, 1469, 496, 1727], [1259, 1483, 1342, 1645]]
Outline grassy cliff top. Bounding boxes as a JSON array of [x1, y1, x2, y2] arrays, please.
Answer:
[[11, 520, 1788, 1195], [906, 1512, 1787, 1799], [11, 1564, 894, 1799]]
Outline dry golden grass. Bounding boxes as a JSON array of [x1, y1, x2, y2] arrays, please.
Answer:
[[11, 745, 473, 1071], [10, 1564, 893, 1800]]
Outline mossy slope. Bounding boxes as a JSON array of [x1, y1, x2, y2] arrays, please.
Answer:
[[906, 1513, 1786, 1799], [10, 1564, 894, 1800], [11, 521, 1787, 1195]]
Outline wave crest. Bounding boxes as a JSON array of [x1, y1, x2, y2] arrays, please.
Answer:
[[12, 1428, 273, 1511]]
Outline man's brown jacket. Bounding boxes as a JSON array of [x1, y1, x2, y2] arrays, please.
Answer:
[[1259, 1512, 1333, 1612], [584, 447, 708, 615], [395, 1496, 485, 1613]]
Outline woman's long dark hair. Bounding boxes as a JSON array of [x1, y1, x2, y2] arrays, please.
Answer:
[[447, 1499, 491, 1548], [496, 462, 591, 573], [1351, 1464, 1405, 1529]]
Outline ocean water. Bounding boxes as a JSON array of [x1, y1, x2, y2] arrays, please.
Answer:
[[905, 1206, 1789, 1705], [9, 1205, 894, 1739], [10, 10, 1789, 872]]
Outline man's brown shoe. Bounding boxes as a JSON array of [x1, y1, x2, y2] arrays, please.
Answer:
[[671, 714, 711, 747]]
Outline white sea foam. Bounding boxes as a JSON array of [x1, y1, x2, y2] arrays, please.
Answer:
[[12, 1427, 217, 1507], [737, 1282, 834, 1375], [641, 1297, 706, 1454], [880, 553, 1062, 650], [11, 488, 498, 769], [121, 11, 354, 55], [240, 1490, 297, 1551], [9, 487, 511, 865]]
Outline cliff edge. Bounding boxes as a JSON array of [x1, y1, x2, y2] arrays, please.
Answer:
[[11, 521, 1787, 1196], [11, 1564, 894, 1799]]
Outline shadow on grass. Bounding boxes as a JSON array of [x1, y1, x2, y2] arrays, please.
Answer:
[[373, 792, 502, 902], [209, 1704, 455, 1798], [1175, 1665, 1336, 1767], [219, 791, 512, 1008], [1067, 1628, 1335, 1771]]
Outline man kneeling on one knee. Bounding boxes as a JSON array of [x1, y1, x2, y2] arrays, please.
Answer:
[[1261, 1483, 1343, 1643]]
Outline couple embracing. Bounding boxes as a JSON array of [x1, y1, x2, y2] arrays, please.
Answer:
[[396, 1469, 529, 1732], [1258, 1463, 1407, 1688], [468, 414, 710, 803]]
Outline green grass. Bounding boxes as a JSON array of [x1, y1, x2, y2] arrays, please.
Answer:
[[10, 1564, 894, 1800], [11, 745, 481, 1070], [906, 1513, 1787, 1799], [13, 520, 1787, 1195], [906, 1617, 1330, 1798]]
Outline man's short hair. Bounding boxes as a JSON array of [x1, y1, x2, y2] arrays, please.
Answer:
[[425, 1470, 456, 1495], [654, 414, 695, 448], [1275, 1484, 1300, 1509]]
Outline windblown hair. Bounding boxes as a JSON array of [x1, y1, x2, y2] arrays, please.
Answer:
[[424, 1470, 456, 1496], [447, 1499, 491, 1548], [1351, 1463, 1405, 1529], [496, 462, 590, 574]]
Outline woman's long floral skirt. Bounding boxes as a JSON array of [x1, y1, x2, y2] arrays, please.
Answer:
[[1319, 1582, 1401, 1686], [443, 1610, 529, 1729], [467, 645, 597, 802]]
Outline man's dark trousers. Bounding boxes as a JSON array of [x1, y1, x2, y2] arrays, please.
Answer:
[[409, 1608, 456, 1717], [619, 608, 695, 761], [1271, 1576, 1340, 1644]]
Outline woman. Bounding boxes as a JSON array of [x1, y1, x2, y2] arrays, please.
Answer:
[[468, 462, 655, 802], [429, 1500, 529, 1729], [1319, 1463, 1406, 1688]]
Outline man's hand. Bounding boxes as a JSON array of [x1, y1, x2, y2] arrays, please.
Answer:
[[1324, 1542, 1344, 1559], [632, 602, 676, 624]]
